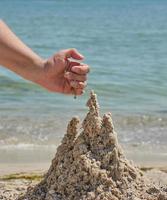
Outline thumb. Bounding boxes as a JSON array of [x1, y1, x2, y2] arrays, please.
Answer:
[[63, 48, 84, 60]]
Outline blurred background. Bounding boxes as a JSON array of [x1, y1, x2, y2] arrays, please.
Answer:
[[0, 0, 167, 168]]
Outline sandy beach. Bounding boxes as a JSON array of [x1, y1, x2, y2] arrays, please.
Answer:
[[0, 155, 167, 199], [0, 167, 167, 200], [1, 92, 166, 200], [1, 0, 167, 199], [1, 162, 167, 199]]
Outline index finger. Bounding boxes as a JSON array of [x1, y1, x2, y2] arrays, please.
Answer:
[[61, 48, 84, 60], [71, 64, 90, 75]]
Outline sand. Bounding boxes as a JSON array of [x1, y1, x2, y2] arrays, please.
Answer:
[[0, 173, 40, 200], [0, 91, 167, 200], [14, 91, 166, 200], [0, 169, 167, 200]]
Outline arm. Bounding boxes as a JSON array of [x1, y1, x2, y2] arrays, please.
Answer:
[[0, 20, 44, 82], [0, 20, 89, 95]]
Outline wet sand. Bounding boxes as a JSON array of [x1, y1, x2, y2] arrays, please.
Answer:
[[0, 168, 167, 200], [1, 92, 167, 200]]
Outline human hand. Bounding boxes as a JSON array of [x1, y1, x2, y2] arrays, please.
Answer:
[[37, 49, 89, 95]]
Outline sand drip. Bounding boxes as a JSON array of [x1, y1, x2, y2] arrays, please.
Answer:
[[19, 91, 167, 200]]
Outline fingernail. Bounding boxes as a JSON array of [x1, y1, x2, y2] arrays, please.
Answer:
[[76, 51, 84, 58], [71, 67, 78, 74]]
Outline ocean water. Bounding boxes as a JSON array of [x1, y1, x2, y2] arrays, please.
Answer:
[[0, 0, 167, 165]]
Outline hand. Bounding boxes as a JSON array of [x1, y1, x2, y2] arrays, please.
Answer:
[[37, 49, 89, 95], [0, 21, 89, 95]]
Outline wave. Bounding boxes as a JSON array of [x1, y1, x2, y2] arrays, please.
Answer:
[[0, 143, 57, 150], [0, 113, 167, 146]]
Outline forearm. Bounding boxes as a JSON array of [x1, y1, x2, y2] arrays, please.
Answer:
[[0, 20, 44, 82], [0, 20, 89, 95]]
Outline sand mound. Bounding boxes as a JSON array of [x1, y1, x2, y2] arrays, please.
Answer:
[[18, 91, 167, 200]]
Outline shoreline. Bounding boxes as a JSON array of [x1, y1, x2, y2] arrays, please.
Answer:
[[0, 162, 50, 176], [1, 162, 167, 177], [1, 149, 167, 176]]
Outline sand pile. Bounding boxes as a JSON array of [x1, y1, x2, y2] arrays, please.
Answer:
[[18, 91, 167, 200]]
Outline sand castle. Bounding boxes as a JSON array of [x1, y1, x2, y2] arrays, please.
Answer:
[[18, 91, 167, 200]]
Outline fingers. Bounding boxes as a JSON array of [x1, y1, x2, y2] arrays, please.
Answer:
[[61, 50, 89, 96], [69, 80, 87, 96], [70, 81, 87, 89], [64, 62, 89, 81], [71, 64, 89, 75], [64, 72, 87, 82], [71, 87, 85, 96], [62, 48, 84, 60], [75, 89, 84, 96], [63, 81, 86, 96]]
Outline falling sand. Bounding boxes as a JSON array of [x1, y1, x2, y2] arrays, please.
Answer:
[[18, 91, 167, 200]]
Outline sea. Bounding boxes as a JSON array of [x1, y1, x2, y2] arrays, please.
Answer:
[[0, 0, 167, 166]]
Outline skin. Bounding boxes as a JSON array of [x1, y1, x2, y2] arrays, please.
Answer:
[[0, 20, 89, 95]]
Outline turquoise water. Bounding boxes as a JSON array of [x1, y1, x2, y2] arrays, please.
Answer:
[[0, 0, 167, 163]]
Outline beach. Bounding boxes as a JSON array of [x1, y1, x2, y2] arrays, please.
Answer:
[[1, 168, 167, 200], [0, 0, 167, 199], [1, 92, 167, 199], [0, 0, 167, 165]]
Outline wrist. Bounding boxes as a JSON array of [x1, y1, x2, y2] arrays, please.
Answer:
[[17, 56, 45, 84], [28, 58, 46, 84]]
